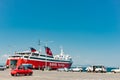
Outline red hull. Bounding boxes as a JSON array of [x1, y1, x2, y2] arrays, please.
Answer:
[[6, 58, 72, 70]]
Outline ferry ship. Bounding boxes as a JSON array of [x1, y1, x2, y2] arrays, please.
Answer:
[[6, 46, 72, 70]]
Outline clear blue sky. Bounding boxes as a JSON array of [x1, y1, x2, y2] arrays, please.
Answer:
[[0, 0, 120, 66]]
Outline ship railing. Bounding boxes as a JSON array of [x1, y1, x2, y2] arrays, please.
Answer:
[[9, 55, 22, 58], [23, 55, 29, 58]]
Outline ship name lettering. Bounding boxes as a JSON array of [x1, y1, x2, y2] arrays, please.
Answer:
[[50, 63, 57, 66]]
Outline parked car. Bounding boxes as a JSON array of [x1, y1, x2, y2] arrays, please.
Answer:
[[85, 65, 106, 73], [111, 68, 120, 73], [0, 65, 6, 71], [11, 65, 33, 76], [71, 67, 83, 72], [21, 64, 33, 69], [57, 68, 69, 72]]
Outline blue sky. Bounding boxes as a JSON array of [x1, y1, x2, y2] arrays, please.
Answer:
[[0, 0, 120, 66]]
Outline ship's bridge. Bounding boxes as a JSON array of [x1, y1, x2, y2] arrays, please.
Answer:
[[54, 54, 72, 61], [54, 48, 72, 61]]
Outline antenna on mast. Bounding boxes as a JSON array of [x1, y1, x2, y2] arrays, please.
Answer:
[[60, 46, 64, 56], [42, 41, 54, 47], [38, 40, 41, 53], [38, 40, 40, 46]]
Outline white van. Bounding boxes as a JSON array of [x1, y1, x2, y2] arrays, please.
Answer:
[[86, 65, 106, 73]]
